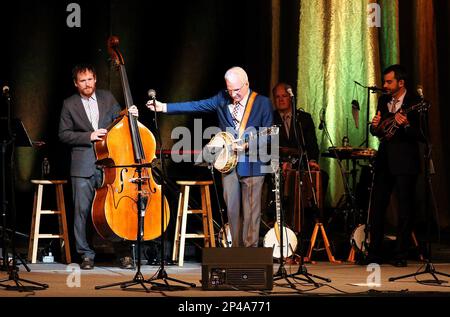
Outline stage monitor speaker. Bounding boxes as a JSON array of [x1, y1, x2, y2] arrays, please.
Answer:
[[201, 247, 273, 290]]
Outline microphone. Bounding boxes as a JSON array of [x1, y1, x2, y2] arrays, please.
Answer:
[[369, 86, 387, 93], [417, 85, 424, 100], [354, 80, 387, 94], [2, 85, 10, 97], [318, 108, 325, 130], [351, 100, 360, 129], [286, 87, 294, 98], [147, 89, 156, 100]]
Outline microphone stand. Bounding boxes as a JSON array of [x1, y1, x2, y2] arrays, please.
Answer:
[[354, 81, 383, 148], [389, 100, 450, 283], [146, 97, 196, 290], [284, 93, 330, 286], [0, 89, 48, 291], [95, 162, 159, 292]]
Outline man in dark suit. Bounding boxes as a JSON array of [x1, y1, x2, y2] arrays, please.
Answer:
[[272, 83, 321, 234], [147, 66, 273, 247], [272, 83, 319, 169], [59, 64, 138, 269], [368, 64, 422, 267]]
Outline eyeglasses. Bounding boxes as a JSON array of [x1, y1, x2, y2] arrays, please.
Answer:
[[226, 82, 246, 95]]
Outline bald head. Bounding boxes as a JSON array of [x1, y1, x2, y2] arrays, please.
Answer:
[[224, 66, 249, 84], [224, 66, 250, 103]]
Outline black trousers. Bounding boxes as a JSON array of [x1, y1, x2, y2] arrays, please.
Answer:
[[369, 169, 418, 260], [72, 169, 130, 260]]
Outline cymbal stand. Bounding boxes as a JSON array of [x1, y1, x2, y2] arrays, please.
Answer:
[[284, 92, 330, 286], [323, 124, 360, 235]]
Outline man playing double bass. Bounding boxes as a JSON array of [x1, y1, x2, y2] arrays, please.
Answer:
[[59, 63, 138, 270]]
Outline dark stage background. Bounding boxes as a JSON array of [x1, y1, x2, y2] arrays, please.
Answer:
[[1, 0, 449, 260]]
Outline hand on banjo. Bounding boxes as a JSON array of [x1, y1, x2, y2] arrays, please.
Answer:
[[231, 139, 247, 152]]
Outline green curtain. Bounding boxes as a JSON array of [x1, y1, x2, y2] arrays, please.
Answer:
[[297, 0, 383, 206]]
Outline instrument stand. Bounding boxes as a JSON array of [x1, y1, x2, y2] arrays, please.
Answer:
[[347, 156, 376, 263], [305, 222, 340, 264], [272, 158, 309, 288], [95, 165, 162, 292], [145, 98, 196, 290], [282, 93, 330, 287], [389, 103, 449, 284], [0, 97, 48, 291]]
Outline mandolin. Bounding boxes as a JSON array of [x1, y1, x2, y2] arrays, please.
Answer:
[[373, 101, 430, 141]]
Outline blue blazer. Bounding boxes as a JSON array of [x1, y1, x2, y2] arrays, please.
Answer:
[[167, 89, 274, 176]]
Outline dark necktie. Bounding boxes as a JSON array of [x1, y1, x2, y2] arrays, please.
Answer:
[[232, 102, 241, 126], [283, 113, 291, 137]]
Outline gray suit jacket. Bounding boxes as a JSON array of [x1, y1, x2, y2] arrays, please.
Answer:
[[58, 89, 121, 177]]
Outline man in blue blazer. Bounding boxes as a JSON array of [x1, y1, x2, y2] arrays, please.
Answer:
[[147, 67, 273, 247]]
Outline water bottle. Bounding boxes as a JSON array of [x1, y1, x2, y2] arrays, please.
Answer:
[[342, 136, 350, 147], [42, 157, 50, 178], [43, 251, 54, 263]]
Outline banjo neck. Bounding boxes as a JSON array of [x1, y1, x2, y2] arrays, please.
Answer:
[[271, 157, 282, 236]]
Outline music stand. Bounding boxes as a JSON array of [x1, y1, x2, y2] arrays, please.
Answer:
[[0, 116, 48, 291]]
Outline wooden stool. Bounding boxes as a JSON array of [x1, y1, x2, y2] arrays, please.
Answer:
[[172, 180, 215, 266], [28, 180, 71, 264]]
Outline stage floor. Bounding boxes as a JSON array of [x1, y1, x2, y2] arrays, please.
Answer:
[[2, 261, 450, 298]]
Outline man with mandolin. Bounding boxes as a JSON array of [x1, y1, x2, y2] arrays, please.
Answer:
[[367, 64, 424, 267], [147, 66, 273, 248], [59, 63, 139, 270]]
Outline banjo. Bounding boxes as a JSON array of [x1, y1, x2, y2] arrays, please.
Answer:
[[263, 154, 298, 258], [206, 126, 279, 174]]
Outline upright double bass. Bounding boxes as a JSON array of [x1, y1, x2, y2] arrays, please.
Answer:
[[92, 36, 170, 241]]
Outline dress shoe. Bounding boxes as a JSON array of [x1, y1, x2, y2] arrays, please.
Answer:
[[357, 255, 383, 266], [147, 258, 174, 266], [119, 256, 134, 269], [80, 257, 94, 270], [391, 259, 407, 267]]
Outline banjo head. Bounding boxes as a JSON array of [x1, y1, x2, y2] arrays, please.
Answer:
[[208, 131, 237, 173]]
